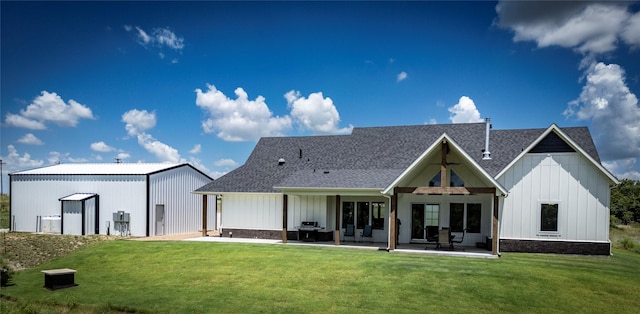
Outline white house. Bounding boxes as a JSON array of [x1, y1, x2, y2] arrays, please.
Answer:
[[10, 163, 214, 237], [195, 120, 618, 255]]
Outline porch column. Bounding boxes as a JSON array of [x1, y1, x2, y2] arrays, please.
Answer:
[[202, 195, 207, 237], [390, 189, 397, 250], [492, 194, 499, 255], [282, 194, 288, 243], [335, 195, 341, 245]]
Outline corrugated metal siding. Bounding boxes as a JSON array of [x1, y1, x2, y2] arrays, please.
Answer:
[[11, 174, 147, 235], [498, 153, 610, 242], [148, 165, 214, 235], [222, 194, 283, 230]]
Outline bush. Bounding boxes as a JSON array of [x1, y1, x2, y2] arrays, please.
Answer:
[[617, 237, 640, 253], [0, 255, 13, 287], [610, 215, 621, 229]]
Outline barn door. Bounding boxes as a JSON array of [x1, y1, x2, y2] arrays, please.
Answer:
[[155, 205, 165, 236]]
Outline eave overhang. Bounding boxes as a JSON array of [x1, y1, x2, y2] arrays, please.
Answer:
[[382, 133, 508, 196]]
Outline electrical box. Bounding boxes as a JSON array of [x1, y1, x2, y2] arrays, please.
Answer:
[[112, 211, 130, 235]]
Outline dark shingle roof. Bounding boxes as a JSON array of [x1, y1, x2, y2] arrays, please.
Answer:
[[196, 123, 600, 193]]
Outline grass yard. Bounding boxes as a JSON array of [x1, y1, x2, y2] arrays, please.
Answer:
[[2, 240, 639, 313], [0, 194, 9, 229]]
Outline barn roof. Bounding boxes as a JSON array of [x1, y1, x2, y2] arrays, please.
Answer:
[[196, 122, 602, 194], [10, 162, 210, 178]]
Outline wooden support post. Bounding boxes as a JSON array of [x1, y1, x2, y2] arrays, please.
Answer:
[[390, 190, 397, 250], [441, 141, 448, 188], [202, 195, 207, 237], [335, 195, 341, 245], [492, 194, 499, 255], [282, 194, 288, 243]]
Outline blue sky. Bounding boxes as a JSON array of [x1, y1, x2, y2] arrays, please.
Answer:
[[2, 1, 640, 193]]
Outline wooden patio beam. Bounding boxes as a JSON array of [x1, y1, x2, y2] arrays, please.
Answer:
[[390, 192, 397, 250], [335, 195, 341, 245], [202, 195, 207, 237], [441, 141, 448, 188], [395, 186, 496, 195]]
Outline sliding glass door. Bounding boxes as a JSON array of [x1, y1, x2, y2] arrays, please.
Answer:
[[411, 204, 439, 240]]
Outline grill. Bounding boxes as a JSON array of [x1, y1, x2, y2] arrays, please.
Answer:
[[298, 221, 322, 242]]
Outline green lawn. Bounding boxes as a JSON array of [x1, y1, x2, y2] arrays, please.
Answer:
[[2, 241, 639, 313], [0, 194, 9, 229]]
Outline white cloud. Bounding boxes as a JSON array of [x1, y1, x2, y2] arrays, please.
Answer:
[[285, 90, 353, 135], [122, 109, 156, 136], [564, 62, 640, 161], [127, 25, 184, 50], [90, 141, 115, 153], [4, 113, 47, 130], [448, 96, 483, 123], [136, 133, 181, 163], [153, 27, 185, 50], [135, 26, 153, 45], [496, 1, 638, 54], [4, 91, 94, 129], [213, 158, 238, 168], [121, 109, 182, 163], [621, 11, 640, 49], [17, 133, 44, 145], [117, 152, 131, 160], [603, 159, 640, 181], [195, 84, 292, 141], [189, 144, 202, 154], [3, 145, 44, 170], [397, 71, 408, 82], [48, 151, 70, 165]]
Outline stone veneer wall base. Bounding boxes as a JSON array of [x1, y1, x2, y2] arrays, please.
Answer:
[[500, 239, 611, 255]]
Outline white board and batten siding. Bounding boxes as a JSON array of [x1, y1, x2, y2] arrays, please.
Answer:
[[222, 194, 334, 231], [222, 194, 283, 230], [498, 152, 611, 242]]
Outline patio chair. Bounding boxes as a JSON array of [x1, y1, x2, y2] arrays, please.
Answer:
[[436, 228, 453, 250], [451, 229, 466, 250], [360, 225, 373, 243], [343, 224, 355, 242], [424, 226, 439, 249]]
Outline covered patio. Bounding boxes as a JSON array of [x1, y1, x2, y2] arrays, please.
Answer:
[[185, 236, 496, 258]]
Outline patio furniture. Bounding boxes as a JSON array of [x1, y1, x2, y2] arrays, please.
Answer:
[[436, 228, 453, 250], [344, 224, 355, 242], [451, 229, 466, 249], [360, 225, 373, 243], [424, 226, 439, 249]]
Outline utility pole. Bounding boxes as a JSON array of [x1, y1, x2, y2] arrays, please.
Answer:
[[0, 159, 5, 196]]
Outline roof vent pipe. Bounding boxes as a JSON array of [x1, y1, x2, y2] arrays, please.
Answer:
[[482, 117, 492, 160]]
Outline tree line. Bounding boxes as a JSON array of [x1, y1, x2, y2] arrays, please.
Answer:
[[611, 179, 640, 224]]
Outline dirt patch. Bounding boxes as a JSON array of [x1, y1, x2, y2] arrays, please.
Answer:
[[0, 230, 220, 271], [1, 232, 118, 270]]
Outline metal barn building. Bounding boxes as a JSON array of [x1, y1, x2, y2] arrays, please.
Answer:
[[9, 163, 214, 237]]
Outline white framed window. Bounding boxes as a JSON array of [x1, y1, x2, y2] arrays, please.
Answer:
[[539, 203, 559, 233]]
